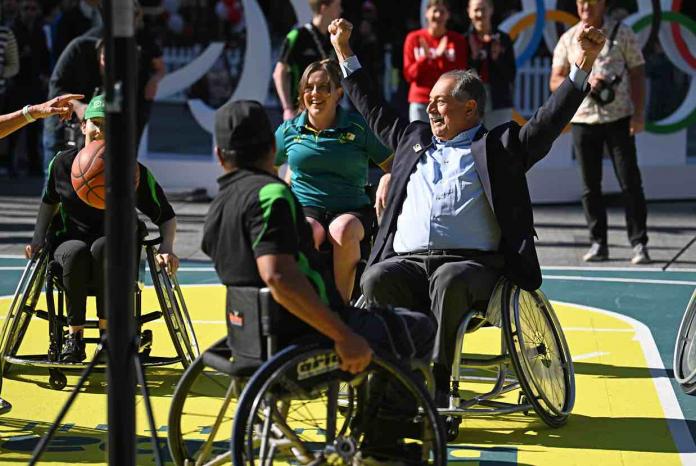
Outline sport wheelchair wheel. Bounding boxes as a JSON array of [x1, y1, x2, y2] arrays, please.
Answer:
[[502, 283, 575, 427], [0, 251, 47, 372], [674, 289, 696, 394], [232, 343, 446, 466], [146, 242, 199, 367], [168, 337, 241, 466]]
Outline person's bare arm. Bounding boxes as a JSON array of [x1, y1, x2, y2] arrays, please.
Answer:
[[273, 62, 296, 120], [156, 217, 179, 274], [549, 64, 570, 92], [0, 94, 84, 139], [628, 64, 646, 135], [257, 254, 372, 374], [144, 56, 166, 101]]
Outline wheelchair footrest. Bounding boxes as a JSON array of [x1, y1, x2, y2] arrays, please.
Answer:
[[139, 311, 162, 325]]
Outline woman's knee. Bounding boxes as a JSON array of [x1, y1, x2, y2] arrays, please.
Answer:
[[90, 236, 106, 263], [328, 214, 364, 247], [306, 217, 326, 249]]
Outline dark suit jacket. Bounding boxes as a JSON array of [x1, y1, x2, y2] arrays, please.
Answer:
[[343, 67, 589, 291]]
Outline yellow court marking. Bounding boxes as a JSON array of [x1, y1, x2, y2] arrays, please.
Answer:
[[0, 288, 692, 465]]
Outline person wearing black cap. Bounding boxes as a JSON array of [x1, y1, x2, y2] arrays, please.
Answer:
[[202, 100, 438, 460]]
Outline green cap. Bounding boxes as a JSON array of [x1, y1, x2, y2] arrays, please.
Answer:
[[84, 94, 106, 120]]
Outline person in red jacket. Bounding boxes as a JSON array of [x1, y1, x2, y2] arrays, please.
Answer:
[[402, 0, 467, 122]]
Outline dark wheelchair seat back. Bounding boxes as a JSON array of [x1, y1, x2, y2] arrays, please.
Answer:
[[225, 286, 314, 373]]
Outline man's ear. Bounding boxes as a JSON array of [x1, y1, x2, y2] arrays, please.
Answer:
[[80, 119, 87, 135], [214, 146, 225, 166]]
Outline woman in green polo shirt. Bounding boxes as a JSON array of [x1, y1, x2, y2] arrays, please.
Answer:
[[275, 59, 392, 304]]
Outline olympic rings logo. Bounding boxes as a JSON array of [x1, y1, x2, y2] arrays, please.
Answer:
[[499, 0, 696, 133]]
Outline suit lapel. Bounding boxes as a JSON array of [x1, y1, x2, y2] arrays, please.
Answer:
[[471, 126, 495, 213]]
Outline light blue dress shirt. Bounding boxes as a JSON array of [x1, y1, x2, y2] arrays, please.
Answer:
[[339, 55, 589, 252], [392, 127, 501, 252]]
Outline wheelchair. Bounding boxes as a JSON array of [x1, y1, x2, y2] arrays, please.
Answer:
[[167, 287, 446, 466], [355, 276, 575, 441], [674, 288, 696, 394], [0, 234, 200, 391]]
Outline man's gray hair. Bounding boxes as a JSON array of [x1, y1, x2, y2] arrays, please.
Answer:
[[440, 69, 486, 118]]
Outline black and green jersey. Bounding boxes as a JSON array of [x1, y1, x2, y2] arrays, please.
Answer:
[[201, 168, 339, 307], [277, 23, 333, 108], [42, 147, 175, 243]]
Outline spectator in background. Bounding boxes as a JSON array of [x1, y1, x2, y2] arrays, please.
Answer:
[[551, 0, 650, 264], [402, 0, 467, 122], [0, 15, 18, 108], [351, 1, 383, 98], [53, 0, 101, 62], [1, 0, 18, 26], [43, 28, 101, 169], [273, 0, 341, 121], [6, 0, 50, 176], [135, 0, 164, 140], [466, 0, 516, 129]]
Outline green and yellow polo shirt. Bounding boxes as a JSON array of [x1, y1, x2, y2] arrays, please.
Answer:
[[274, 107, 392, 212]]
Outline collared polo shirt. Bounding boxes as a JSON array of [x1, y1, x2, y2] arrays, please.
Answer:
[[393, 124, 502, 253], [275, 107, 391, 212]]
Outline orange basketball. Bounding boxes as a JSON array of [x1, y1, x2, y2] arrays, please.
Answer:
[[71, 140, 140, 209]]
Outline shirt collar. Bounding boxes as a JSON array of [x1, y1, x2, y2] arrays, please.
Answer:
[[432, 124, 482, 148], [295, 106, 351, 132]]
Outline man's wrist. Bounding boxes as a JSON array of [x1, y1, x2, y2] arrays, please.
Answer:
[[575, 52, 597, 72], [334, 45, 354, 63]]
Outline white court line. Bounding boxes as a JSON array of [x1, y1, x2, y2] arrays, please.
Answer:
[[563, 327, 635, 333], [0, 267, 24, 271], [552, 299, 696, 465], [572, 351, 610, 361], [544, 265, 696, 273], [543, 274, 696, 287]]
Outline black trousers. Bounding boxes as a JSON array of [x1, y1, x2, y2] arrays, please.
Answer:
[[571, 117, 648, 247], [53, 237, 106, 326], [360, 253, 504, 379]]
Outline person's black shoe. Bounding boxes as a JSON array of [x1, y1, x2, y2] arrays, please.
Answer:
[[0, 396, 11, 415], [583, 242, 608, 262], [60, 333, 86, 363]]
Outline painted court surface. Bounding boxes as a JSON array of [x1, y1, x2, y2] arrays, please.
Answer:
[[0, 257, 695, 465]]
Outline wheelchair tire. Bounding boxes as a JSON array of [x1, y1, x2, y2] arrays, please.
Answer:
[[0, 253, 46, 371], [49, 369, 67, 391], [168, 337, 237, 466], [502, 283, 575, 428], [674, 289, 696, 394], [232, 343, 446, 466], [148, 249, 198, 368]]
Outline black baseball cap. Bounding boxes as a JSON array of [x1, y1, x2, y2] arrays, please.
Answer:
[[215, 100, 273, 152]]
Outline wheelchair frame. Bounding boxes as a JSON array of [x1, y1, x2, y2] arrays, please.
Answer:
[[0, 236, 200, 390], [167, 288, 446, 466], [674, 288, 696, 394]]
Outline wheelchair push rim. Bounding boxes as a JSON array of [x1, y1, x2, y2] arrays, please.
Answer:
[[503, 284, 575, 427], [673, 289, 696, 394], [168, 337, 238, 466], [232, 343, 446, 466]]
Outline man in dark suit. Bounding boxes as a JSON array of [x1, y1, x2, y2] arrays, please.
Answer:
[[328, 17, 605, 402]]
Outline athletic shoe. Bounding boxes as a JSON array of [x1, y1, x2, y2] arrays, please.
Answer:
[[631, 244, 652, 265], [60, 333, 86, 363], [583, 242, 608, 262]]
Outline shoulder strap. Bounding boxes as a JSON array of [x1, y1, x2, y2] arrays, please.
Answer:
[[607, 21, 621, 52]]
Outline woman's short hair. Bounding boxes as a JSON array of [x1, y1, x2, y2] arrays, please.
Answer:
[[296, 59, 343, 112]]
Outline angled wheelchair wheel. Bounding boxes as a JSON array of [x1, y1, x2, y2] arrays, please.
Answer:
[[168, 337, 239, 465], [502, 283, 575, 428], [232, 343, 446, 466], [147, 248, 199, 367], [0, 252, 47, 370], [674, 289, 696, 394]]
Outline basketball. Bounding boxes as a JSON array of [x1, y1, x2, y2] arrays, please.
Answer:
[[71, 140, 140, 209]]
